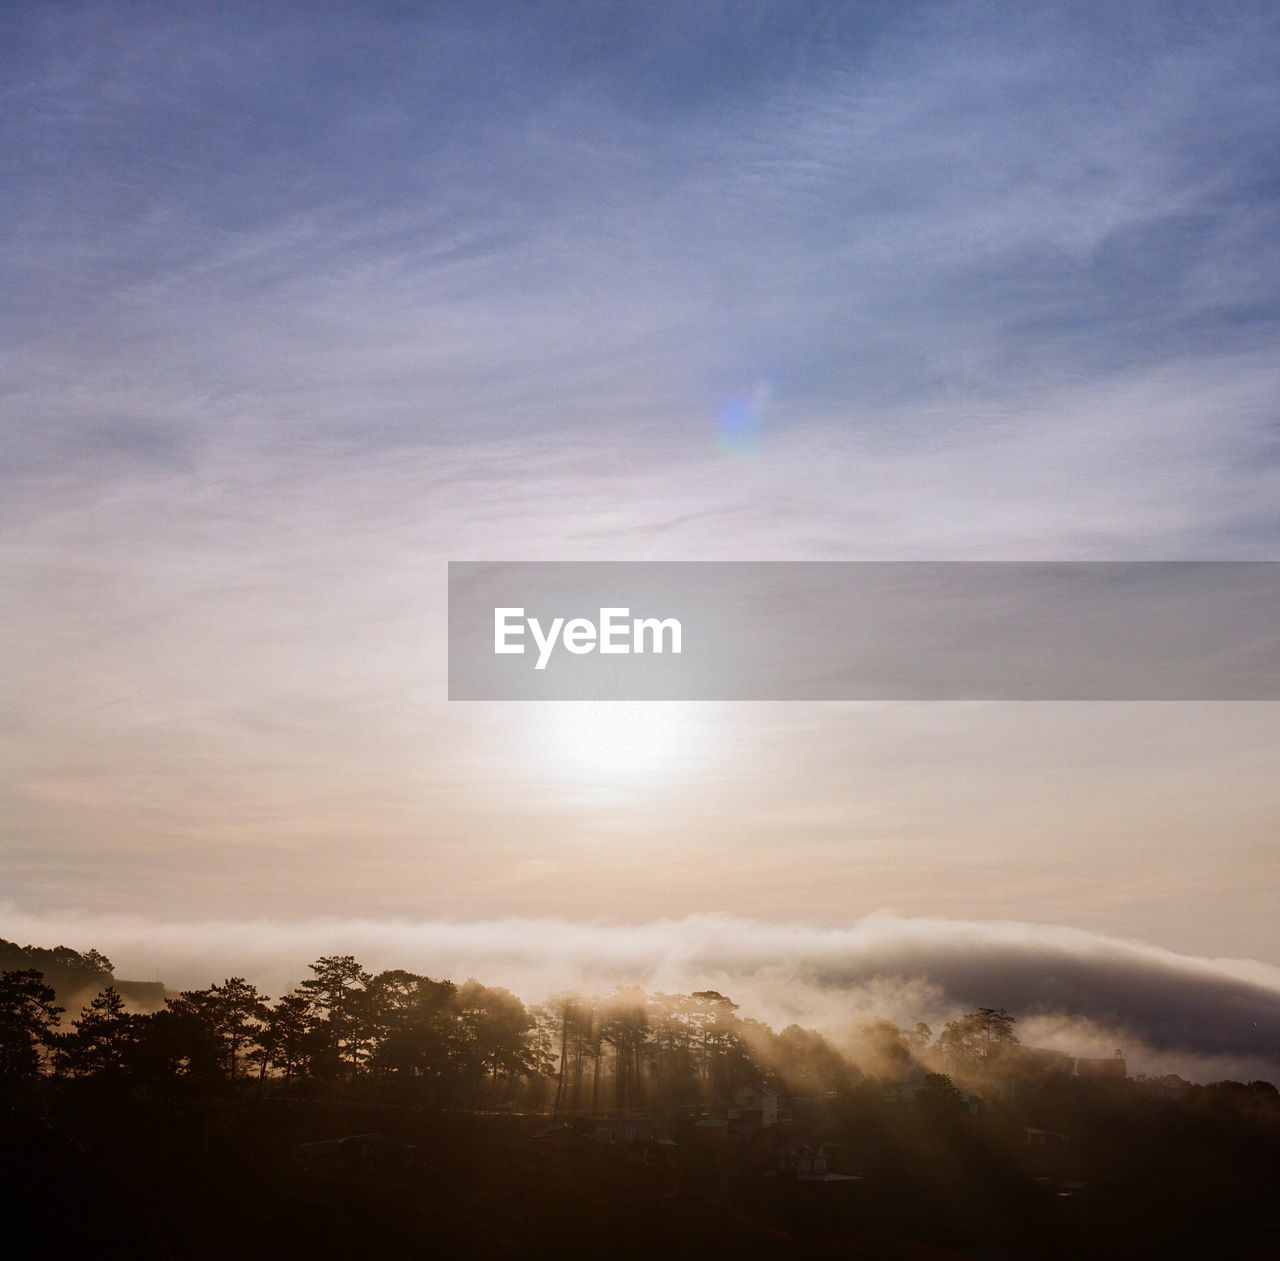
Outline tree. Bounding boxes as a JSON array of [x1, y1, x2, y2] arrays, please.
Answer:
[[601, 988, 649, 1109], [646, 993, 700, 1107], [170, 977, 269, 1080], [752, 1022, 857, 1097], [299, 956, 372, 1079], [0, 940, 113, 998], [254, 992, 316, 1083], [366, 970, 455, 1047], [545, 992, 586, 1114], [455, 980, 538, 1100], [938, 1007, 1018, 1072], [56, 987, 136, 1077], [80, 949, 115, 979], [524, 1005, 558, 1102], [915, 1071, 965, 1120], [856, 1018, 914, 1080], [130, 1002, 225, 1083], [687, 991, 751, 1100], [908, 1021, 933, 1052], [366, 971, 462, 1097], [0, 969, 63, 1081]]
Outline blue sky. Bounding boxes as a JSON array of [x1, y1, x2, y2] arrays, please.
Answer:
[[2, 2, 1278, 1004], [9, 1, 1280, 476]]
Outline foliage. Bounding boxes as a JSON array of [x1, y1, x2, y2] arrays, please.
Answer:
[[938, 1006, 1018, 1071], [0, 939, 113, 997], [914, 1071, 965, 1118], [56, 986, 136, 1077], [168, 976, 270, 1079], [0, 969, 63, 1080]]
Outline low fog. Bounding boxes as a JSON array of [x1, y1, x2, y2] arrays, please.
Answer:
[[7, 907, 1278, 1084]]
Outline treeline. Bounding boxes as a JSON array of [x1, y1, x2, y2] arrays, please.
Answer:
[[0, 955, 551, 1105], [543, 997, 1015, 1110], [0, 937, 1070, 1116], [0, 939, 1010, 1106], [2, 940, 1273, 1117], [0, 936, 113, 996], [0, 957, 780, 1108]]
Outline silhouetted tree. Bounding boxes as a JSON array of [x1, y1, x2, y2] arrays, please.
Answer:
[[299, 955, 372, 1078], [130, 1001, 225, 1083], [253, 992, 315, 1083], [367, 971, 461, 1097], [455, 979, 538, 1100], [0, 969, 62, 1081], [170, 977, 269, 1079], [56, 987, 136, 1077], [0, 941, 113, 998]]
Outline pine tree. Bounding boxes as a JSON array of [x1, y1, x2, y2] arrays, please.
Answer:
[[0, 969, 63, 1080]]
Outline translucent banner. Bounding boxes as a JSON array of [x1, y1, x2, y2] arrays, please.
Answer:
[[448, 562, 1280, 700]]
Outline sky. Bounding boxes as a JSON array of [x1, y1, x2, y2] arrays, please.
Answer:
[[2, 2, 1279, 1067]]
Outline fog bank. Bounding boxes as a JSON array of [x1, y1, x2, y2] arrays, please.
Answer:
[[6, 907, 1278, 1083]]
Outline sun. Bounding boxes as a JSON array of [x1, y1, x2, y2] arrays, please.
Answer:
[[532, 702, 704, 787]]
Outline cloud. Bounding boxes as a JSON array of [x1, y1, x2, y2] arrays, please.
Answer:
[[6, 907, 1278, 1083], [6, 2, 1279, 562], [7, 2, 1280, 458]]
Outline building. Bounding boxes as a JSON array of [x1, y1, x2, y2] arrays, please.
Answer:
[[730, 1083, 778, 1129], [1076, 1049, 1126, 1079]]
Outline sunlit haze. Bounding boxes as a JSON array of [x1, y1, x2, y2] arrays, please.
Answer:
[[3, 2, 1278, 1047]]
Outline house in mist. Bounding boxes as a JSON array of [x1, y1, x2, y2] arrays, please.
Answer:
[[688, 1082, 778, 1140], [729, 1083, 778, 1129], [1017, 1045, 1077, 1076], [1076, 1049, 1127, 1079], [112, 979, 167, 1011]]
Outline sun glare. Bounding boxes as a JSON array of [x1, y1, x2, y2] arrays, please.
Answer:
[[533, 702, 703, 786]]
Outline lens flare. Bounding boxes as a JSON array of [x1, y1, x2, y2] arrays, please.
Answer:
[[717, 377, 773, 455]]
